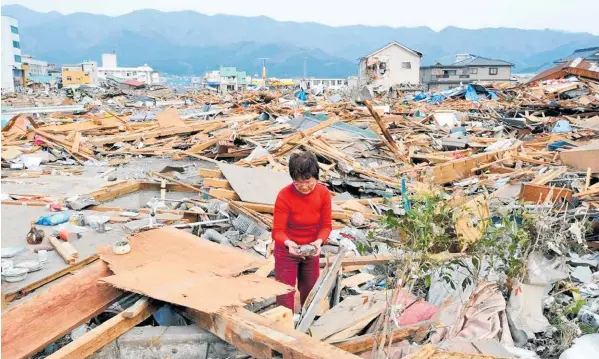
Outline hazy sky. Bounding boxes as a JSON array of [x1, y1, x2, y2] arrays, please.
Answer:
[[4, 0, 599, 35]]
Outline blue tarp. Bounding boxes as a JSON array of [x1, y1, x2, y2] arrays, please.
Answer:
[[413, 92, 427, 102], [465, 84, 479, 102], [427, 94, 446, 103], [295, 90, 307, 101]]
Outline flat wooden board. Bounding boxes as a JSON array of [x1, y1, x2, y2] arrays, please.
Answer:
[[1, 261, 121, 359], [218, 163, 292, 205], [99, 227, 292, 314], [310, 290, 388, 340], [519, 183, 573, 203]]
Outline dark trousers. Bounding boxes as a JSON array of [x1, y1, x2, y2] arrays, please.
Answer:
[[274, 245, 320, 311]]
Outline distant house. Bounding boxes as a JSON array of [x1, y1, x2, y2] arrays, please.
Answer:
[[358, 42, 423, 90], [98, 53, 159, 86], [420, 54, 514, 90], [62, 61, 97, 86]]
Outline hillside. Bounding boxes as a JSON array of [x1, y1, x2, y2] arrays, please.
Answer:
[[3, 4, 598, 76]]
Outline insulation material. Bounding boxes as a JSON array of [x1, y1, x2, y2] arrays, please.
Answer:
[[99, 227, 292, 313]]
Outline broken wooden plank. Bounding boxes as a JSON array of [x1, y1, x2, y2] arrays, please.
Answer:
[[186, 307, 360, 359], [199, 168, 224, 178], [208, 188, 240, 200], [341, 272, 375, 289], [454, 195, 490, 251], [122, 296, 150, 319], [49, 236, 76, 264], [203, 177, 232, 189], [260, 306, 293, 329], [150, 171, 206, 195], [432, 149, 511, 184], [320, 254, 396, 268], [331, 320, 437, 354], [297, 249, 346, 333], [1, 261, 121, 359], [88, 180, 142, 202], [530, 167, 567, 185], [33, 128, 93, 156], [46, 297, 157, 359], [70, 131, 82, 153], [311, 290, 388, 341], [255, 257, 275, 277]]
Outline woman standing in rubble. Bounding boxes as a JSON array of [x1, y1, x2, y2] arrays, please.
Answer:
[[272, 151, 333, 312]]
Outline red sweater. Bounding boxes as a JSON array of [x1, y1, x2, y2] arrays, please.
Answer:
[[272, 183, 333, 247]]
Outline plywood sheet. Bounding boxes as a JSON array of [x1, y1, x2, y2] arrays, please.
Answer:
[[218, 163, 292, 205], [156, 108, 185, 128], [99, 227, 292, 314]]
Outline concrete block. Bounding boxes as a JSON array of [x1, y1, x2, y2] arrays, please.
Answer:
[[91, 325, 239, 359]]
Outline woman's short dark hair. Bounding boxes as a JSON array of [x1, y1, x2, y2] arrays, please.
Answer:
[[289, 151, 319, 181]]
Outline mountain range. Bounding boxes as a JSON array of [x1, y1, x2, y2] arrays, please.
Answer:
[[3, 4, 598, 77]]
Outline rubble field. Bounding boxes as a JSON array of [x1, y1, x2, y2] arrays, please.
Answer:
[[2, 75, 599, 359]]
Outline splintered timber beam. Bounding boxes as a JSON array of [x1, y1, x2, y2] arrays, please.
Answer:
[[45, 297, 157, 359], [1, 261, 121, 359], [186, 307, 361, 359], [330, 320, 437, 354]]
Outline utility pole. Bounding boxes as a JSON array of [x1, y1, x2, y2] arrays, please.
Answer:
[[257, 58, 269, 87], [303, 57, 308, 79]]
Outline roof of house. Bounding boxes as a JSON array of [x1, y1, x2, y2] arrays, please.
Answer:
[[555, 47, 599, 64], [451, 56, 514, 67], [421, 55, 514, 69], [529, 57, 599, 82], [122, 79, 145, 87], [360, 41, 423, 60]]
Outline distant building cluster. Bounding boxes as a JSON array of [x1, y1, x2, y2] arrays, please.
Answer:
[[3, 14, 596, 95], [1, 15, 161, 93]]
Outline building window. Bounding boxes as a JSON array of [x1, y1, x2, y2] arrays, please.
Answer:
[[489, 67, 498, 75], [469, 68, 478, 74], [11, 25, 18, 34], [401, 62, 412, 69], [14, 55, 21, 63], [12, 41, 20, 49], [67, 76, 72, 81]]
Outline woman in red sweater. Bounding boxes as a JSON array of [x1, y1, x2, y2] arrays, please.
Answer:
[[272, 151, 332, 311]]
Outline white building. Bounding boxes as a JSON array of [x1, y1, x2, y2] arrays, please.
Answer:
[[22, 55, 48, 76], [1, 16, 23, 93], [305, 78, 348, 90], [358, 41, 422, 90], [97, 53, 160, 85]]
